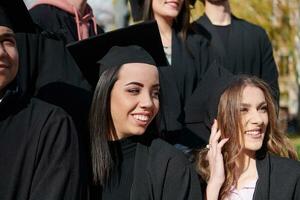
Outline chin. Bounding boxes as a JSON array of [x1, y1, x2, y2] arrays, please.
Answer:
[[245, 143, 263, 152], [130, 127, 148, 136]]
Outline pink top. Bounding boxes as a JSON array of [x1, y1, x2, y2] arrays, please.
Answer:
[[225, 179, 257, 200]]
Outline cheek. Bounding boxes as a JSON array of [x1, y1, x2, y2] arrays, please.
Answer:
[[8, 48, 19, 74], [153, 99, 160, 115], [263, 113, 269, 127]]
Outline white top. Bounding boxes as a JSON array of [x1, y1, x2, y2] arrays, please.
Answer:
[[224, 179, 257, 200], [163, 46, 172, 65]]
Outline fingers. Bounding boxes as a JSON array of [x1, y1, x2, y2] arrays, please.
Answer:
[[208, 120, 229, 156], [218, 138, 229, 149], [209, 119, 219, 145]]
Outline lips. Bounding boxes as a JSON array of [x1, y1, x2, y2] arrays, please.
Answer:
[[0, 63, 8, 68], [132, 114, 150, 122], [132, 113, 153, 126], [165, 0, 180, 8], [245, 129, 264, 139]]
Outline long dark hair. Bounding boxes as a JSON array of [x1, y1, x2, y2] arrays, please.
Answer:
[[142, 0, 191, 41], [89, 64, 161, 185], [89, 65, 119, 185]]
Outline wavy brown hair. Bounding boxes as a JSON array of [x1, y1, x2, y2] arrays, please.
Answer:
[[142, 0, 191, 41], [196, 75, 298, 199]]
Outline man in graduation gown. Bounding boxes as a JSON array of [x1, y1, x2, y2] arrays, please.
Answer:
[[0, 6, 82, 200], [0, 0, 93, 134], [30, 0, 104, 44], [193, 0, 279, 103]]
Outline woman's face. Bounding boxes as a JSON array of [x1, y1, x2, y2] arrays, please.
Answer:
[[110, 63, 160, 140], [240, 85, 268, 153], [152, 0, 184, 21]]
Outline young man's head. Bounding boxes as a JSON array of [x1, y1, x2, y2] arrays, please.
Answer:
[[0, 0, 37, 96], [0, 24, 19, 96]]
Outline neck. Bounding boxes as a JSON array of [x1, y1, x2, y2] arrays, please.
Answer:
[[235, 150, 257, 189], [67, 0, 87, 14], [154, 15, 173, 47], [205, 1, 231, 26]]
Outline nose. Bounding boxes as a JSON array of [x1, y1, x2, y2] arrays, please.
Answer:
[[249, 110, 264, 125], [0, 43, 8, 58], [140, 92, 155, 109], [0, 43, 6, 55]]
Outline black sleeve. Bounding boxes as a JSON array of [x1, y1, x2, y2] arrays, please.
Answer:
[[294, 176, 300, 200], [29, 109, 81, 200], [163, 156, 203, 200], [260, 29, 280, 105]]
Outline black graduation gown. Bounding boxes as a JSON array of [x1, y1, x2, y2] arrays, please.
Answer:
[[16, 32, 93, 136], [29, 4, 104, 44], [90, 138, 203, 200], [159, 28, 211, 149], [159, 28, 210, 133], [193, 14, 279, 102], [0, 83, 80, 200], [253, 153, 300, 200], [131, 138, 202, 199]]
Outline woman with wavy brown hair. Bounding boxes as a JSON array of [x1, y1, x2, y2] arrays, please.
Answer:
[[188, 64, 300, 200]]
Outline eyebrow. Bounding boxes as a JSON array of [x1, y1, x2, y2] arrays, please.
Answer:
[[0, 32, 16, 40], [0, 33, 16, 41], [241, 101, 267, 107], [125, 82, 160, 88]]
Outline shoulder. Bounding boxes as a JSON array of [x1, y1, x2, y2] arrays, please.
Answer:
[[28, 98, 72, 122], [233, 16, 267, 36], [269, 154, 300, 174], [30, 4, 56, 15], [30, 4, 70, 20], [188, 23, 211, 41], [148, 138, 191, 166], [30, 4, 63, 13]]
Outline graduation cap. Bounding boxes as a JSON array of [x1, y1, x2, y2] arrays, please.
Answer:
[[0, 0, 36, 33], [184, 62, 236, 143], [67, 20, 168, 87]]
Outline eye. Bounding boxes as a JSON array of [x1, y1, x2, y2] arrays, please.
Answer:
[[240, 107, 248, 113], [259, 105, 268, 113], [151, 89, 160, 99], [127, 87, 140, 95], [2, 38, 16, 46]]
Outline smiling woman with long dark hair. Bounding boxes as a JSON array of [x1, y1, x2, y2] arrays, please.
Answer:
[[67, 21, 203, 200]]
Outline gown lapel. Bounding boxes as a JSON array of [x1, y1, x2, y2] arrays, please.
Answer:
[[253, 153, 270, 200]]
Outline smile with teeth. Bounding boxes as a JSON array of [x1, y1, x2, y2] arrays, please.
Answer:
[[132, 114, 151, 122], [245, 130, 261, 135]]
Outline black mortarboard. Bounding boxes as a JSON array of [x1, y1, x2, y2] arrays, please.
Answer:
[[67, 20, 168, 87], [0, 0, 36, 33], [184, 62, 236, 143]]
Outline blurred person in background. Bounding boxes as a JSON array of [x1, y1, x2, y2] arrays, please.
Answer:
[[29, 0, 104, 44]]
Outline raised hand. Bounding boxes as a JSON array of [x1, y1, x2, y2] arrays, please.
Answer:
[[206, 119, 229, 200]]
